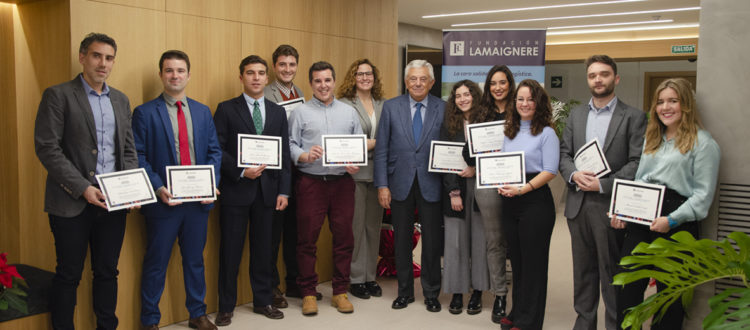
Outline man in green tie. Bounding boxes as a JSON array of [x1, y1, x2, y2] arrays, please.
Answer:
[[213, 55, 292, 326]]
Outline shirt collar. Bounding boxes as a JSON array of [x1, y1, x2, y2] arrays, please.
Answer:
[[274, 80, 295, 97], [409, 94, 429, 109], [243, 93, 265, 106], [162, 93, 187, 106], [588, 96, 618, 114], [310, 96, 335, 108], [80, 74, 110, 96]]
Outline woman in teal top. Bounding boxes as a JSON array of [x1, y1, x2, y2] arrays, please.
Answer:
[[612, 78, 720, 329]]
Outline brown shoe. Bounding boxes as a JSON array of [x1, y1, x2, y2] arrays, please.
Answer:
[[188, 315, 217, 330], [272, 287, 289, 308], [301, 295, 318, 316], [331, 293, 354, 313], [214, 312, 233, 327], [253, 304, 284, 319], [142, 325, 159, 330]]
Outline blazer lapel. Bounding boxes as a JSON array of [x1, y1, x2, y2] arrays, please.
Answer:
[[263, 98, 276, 133], [156, 98, 178, 163], [398, 96, 417, 149], [602, 103, 626, 152], [417, 96, 438, 149], [574, 106, 588, 150], [71, 79, 97, 143], [235, 95, 257, 134], [187, 98, 204, 163], [352, 98, 373, 137]]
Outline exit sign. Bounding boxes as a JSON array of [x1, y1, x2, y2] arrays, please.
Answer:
[[672, 45, 696, 54]]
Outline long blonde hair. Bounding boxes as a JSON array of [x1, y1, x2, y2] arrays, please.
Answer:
[[644, 78, 702, 154]]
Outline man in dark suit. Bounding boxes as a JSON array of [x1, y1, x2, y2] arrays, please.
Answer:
[[132, 50, 222, 330], [559, 55, 647, 330], [374, 59, 446, 312], [34, 32, 138, 330], [213, 55, 291, 326]]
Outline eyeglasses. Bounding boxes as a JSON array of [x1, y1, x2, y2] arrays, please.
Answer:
[[407, 76, 431, 84], [355, 71, 374, 79]]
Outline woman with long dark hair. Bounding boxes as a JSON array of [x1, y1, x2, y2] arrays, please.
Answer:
[[497, 79, 559, 330]]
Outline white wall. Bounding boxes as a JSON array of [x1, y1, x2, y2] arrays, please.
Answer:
[[545, 60, 697, 110]]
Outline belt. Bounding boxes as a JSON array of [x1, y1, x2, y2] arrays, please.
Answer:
[[301, 172, 349, 181]]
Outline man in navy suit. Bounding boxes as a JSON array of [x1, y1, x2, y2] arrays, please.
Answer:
[[213, 55, 291, 326], [374, 59, 446, 312], [132, 50, 222, 330]]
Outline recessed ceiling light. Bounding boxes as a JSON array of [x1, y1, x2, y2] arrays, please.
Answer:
[[423, 0, 645, 19], [547, 23, 699, 35], [452, 7, 700, 27], [548, 19, 674, 30]]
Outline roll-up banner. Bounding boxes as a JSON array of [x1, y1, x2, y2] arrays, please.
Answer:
[[442, 29, 547, 99]]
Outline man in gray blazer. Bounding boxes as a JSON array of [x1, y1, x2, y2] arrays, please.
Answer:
[[34, 33, 138, 330], [374, 59, 445, 312], [559, 55, 647, 330], [263, 44, 304, 104]]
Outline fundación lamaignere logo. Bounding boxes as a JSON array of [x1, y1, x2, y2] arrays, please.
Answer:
[[449, 41, 465, 56]]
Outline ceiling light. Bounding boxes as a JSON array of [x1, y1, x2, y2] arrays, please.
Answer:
[[452, 7, 700, 27], [546, 35, 698, 45], [547, 23, 698, 35], [423, 0, 645, 19], [548, 19, 673, 30]]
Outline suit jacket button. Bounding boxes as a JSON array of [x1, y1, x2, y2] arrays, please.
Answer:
[[92, 149, 98, 154], [89, 171, 95, 177]]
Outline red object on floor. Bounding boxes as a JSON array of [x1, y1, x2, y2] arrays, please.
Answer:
[[377, 225, 421, 278]]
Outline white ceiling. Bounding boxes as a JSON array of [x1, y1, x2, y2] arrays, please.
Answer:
[[398, 0, 700, 44]]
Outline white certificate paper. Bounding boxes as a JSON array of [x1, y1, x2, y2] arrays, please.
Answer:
[[95, 168, 157, 211], [322, 134, 368, 166], [238, 134, 282, 170], [476, 151, 525, 189], [467, 120, 505, 157], [277, 98, 304, 119], [609, 179, 665, 225], [166, 165, 217, 202], [574, 139, 611, 178], [428, 141, 469, 173]]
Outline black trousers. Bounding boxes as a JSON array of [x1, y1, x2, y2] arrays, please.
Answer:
[[391, 177, 443, 298], [48, 204, 127, 330], [617, 189, 698, 330], [271, 172, 299, 290], [218, 190, 274, 311], [502, 181, 556, 330]]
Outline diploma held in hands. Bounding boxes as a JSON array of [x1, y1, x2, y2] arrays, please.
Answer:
[[609, 179, 665, 225], [166, 165, 217, 202], [467, 120, 505, 157], [574, 139, 611, 178], [428, 141, 469, 173], [95, 168, 157, 211], [277, 98, 304, 119], [322, 134, 368, 166], [476, 151, 525, 189], [238, 134, 282, 169]]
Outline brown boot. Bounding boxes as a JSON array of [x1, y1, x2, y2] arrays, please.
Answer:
[[301, 295, 318, 316], [188, 315, 217, 330], [331, 293, 354, 313]]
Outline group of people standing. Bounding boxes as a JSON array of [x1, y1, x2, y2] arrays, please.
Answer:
[[33, 31, 719, 330]]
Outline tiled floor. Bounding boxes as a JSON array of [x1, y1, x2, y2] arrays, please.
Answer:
[[164, 208, 614, 329]]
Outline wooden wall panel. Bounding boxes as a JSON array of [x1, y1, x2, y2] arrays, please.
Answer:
[[6, 0, 398, 328], [0, 3, 20, 263], [546, 38, 699, 62]]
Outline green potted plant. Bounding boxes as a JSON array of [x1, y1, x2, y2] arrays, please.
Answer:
[[550, 96, 581, 139], [613, 231, 750, 329]]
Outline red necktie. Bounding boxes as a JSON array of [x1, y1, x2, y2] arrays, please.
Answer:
[[176, 101, 191, 165]]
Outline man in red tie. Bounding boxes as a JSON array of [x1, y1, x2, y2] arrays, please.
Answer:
[[132, 50, 222, 330]]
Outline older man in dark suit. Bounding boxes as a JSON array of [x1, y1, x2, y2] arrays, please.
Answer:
[[374, 59, 445, 312], [34, 32, 138, 330], [213, 55, 291, 326], [559, 55, 647, 330]]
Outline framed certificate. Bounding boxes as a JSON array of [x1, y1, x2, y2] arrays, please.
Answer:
[[574, 138, 611, 178], [321, 134, 368, 166], [166, 165, 217, 202], [238, 134, 282, 170], [277, 97, 304, 119], [609, 179, 666, 226], [466, 120, 505, 157], [95, 168, 157, 211], [428, 141, 468, 173], [475, 151, 525, 189]]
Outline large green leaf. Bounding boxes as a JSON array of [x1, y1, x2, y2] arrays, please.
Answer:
[[613, 231, 750, 330]]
